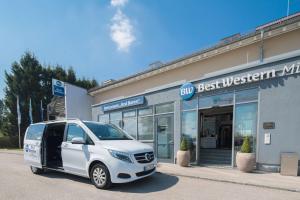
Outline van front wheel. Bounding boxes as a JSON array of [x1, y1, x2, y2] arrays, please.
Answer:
[[90, 164, 111, 189], [30, 166, 44, 174]]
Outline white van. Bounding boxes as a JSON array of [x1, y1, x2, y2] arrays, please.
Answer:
[[23, 119, 156, 189]]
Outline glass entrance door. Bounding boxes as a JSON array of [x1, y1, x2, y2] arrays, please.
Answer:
[[155, 114, 174, 162]]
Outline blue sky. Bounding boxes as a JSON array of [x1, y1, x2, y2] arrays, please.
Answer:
[[0, 0, 299, 99]]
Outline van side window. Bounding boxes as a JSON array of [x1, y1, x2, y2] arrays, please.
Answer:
[[26, 124, 45, 140], [67, 124, 85, 142], [66, 124, 93, 145]]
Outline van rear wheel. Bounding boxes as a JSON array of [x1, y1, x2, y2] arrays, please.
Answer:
[[30, 166, 44, 174], [90, 163, 111, 189]]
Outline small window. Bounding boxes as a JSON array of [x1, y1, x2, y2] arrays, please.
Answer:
[[26, 124, 45, 140], [138, 116, 154, 140], [66, 124, 85, 142], [123, 110, 136, 118], [155, 103, 174, 114], [110, 112, 122, 121], [138, 107, 153, 116], [98, 114, 109, 123], [235, 88, 258, 103], [199, 93, 233, 108], [182, 98, 198, 110]]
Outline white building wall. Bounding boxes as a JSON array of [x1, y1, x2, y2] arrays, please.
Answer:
[[65, 83, 93, 120]]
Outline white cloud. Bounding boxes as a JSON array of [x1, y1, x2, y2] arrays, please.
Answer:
[[111, 0, 128, 7], [110, 8, 135, 52]]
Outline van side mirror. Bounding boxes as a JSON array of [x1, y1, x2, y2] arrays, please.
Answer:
[[71, 137, 85, 144]]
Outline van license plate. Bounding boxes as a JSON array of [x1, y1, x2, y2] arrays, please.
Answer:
[[144, 164, 155, 171]]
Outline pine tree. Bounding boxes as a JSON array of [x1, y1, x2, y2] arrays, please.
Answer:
[[2, 52, 98, 147]]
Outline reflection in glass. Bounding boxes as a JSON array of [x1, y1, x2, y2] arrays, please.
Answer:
[[155, 103, 174, 114], [123, 110, 136, 118], [98, 114, 109, 123], [199, 93, 233, 108], [138, 107, 153, 116], [123, 117, 137, 138], [234, 103, 257, 162], [138, 116, 154, 140], [181, 111, 197, 162], [156, 115, 174, 159], [110, 112, 122, 120], [110, 112, 122, 128], [182, 98, 198, 110], [235, 88, 258, 103]]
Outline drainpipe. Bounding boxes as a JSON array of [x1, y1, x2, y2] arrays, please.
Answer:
[[260, 30, 264, 63]]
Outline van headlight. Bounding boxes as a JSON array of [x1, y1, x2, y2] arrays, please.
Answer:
[[107, 149, 133, 163]]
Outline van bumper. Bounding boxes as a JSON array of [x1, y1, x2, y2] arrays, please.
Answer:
[[108, 159, 157, 183]]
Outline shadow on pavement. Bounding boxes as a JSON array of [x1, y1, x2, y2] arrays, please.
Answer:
[[39, 170, 178, 193], [111, 172, 179, 193], [40, 170, 92, 185]]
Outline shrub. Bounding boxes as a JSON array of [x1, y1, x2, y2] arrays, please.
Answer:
[[240, 136, 251, 153], [0, 136, 19, 148], [180, 137, 188, 151]]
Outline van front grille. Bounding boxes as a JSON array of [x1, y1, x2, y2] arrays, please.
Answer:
[[134, 152, 154, 163]]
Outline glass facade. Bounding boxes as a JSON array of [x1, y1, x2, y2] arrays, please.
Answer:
[[123, 110, 137, 138], [155, 103, 174, 114], [156, 114, 174, 159], [181, 111, 197, 162], [98, 102, 175, 161], [198, 92, 233, 108], [98, 114, 109, 124], [138, 116, 154, 140], [180, 87, 258, 166], [234, 103, 258, 156], [182, 98, 198, 110], [97, 86, 259, 165], [109, 112, 122, 128], [235, 88, 258, 103]]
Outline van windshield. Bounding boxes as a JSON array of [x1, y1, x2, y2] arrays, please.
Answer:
[[84, 122, 132, 140]]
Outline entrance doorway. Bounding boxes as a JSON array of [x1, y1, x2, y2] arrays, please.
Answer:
[[199, 106, 233, 166], [155, 114, 174, 163]]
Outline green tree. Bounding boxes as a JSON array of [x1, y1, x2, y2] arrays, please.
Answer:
[[4, 52, 44, 146], [0, 99, 4, 132], [3, 52, 98, 147], [67, 67, 77, 83]]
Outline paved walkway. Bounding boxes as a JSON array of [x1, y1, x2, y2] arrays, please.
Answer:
[[157, 163, 300, 192], [2, 149, 299, 193]]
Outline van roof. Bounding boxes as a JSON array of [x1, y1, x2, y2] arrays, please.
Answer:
[[29, 119, 105, 125]]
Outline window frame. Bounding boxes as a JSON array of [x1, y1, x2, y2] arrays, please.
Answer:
[[64, 123, 94, 145], [25, 124, 46, 141]]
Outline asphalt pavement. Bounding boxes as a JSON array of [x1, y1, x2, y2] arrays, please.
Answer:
[[0, 152, 299, 200]]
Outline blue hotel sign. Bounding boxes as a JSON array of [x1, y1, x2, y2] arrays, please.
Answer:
[[102, 96, 145, 112], [52, 79, 65, 97], [180, 82, 196, 100]]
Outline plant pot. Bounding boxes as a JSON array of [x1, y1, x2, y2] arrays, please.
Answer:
[[236, 152, 256, 172], [177, 150, 190, 167]]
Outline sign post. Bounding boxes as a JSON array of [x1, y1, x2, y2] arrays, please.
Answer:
[[16, 95, 21, 149]]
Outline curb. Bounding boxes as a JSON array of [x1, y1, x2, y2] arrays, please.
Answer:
[[0, 150, 23, 155], [157, 171, 300, 193]]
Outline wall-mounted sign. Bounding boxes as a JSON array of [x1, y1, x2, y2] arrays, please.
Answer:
[[179, 62, 300, 98], [264, 133, 271, 145], [180, 82, 196, 100], [52, 79, 65, 97], [263, 122, 275, 129], [102, 96, 145, 112]]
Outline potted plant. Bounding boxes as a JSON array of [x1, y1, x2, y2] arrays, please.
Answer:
[[177, 137, 190, 167], [236, 136, 256, 172]]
